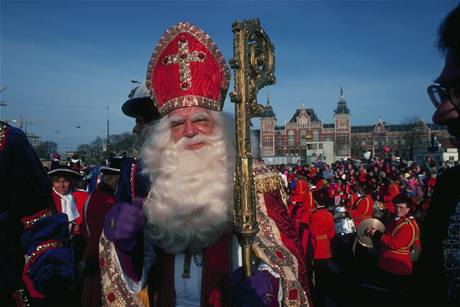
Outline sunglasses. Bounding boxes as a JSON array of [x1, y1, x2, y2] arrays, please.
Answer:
[[427, 84, 460, 109]]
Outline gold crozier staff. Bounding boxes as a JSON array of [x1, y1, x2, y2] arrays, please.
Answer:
[[230, 18, 276, 277]]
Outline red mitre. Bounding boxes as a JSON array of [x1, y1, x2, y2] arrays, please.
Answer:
[[145, 22, 230, 116]]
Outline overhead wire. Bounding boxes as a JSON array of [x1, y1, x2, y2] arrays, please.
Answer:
[[3, 100, 107, 109]]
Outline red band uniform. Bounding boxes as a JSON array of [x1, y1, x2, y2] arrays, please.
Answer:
[[382, 182, 400, 215], [378, 216, 417, 275], [349, 194, 373, 228]]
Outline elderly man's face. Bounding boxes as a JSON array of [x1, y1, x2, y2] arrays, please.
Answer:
[[168, 107, 216, 150], [53, 176, 71, 195]]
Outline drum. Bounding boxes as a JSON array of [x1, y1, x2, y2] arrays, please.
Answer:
[[333, 206, 347, 219], [333, 206, 356, 235], [335, 217, 356, 235]]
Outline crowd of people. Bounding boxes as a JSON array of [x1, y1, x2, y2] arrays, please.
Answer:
[[271, 157, 443, 306], [1, 3, 459, 307]]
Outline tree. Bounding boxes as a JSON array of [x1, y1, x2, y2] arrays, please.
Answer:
[[35, 140, 58, 160], [110, 132, 136, 154], [401, 119, 430, 161], [76, 132, 136, 164]]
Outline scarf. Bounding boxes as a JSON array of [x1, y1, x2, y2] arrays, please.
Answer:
[[53, 187, 79, 223]]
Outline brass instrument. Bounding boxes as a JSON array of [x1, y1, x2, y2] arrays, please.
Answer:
[[230, 19, 275, 277], [356, 218, 386, 248]]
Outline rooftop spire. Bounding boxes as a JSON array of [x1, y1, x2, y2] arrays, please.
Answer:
[[261, 93, 276, 118], [334, 87, 350, 115]]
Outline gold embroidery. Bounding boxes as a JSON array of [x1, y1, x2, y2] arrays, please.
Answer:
[[253, 190, 310, 306], [25, 241, 63, 265], [159, 95, 222, 115], [21, 210, 53, 230], [99, 234, 144, 307], [163, 38, 206, 91], [254, 165, 288, 207]]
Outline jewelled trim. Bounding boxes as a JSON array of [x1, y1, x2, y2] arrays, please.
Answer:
[[130, 162, 136, 200], [146, 22, 230, 115], [159, 95, 222, 115], [25, 240, 63, 265], [0, 122, 8, 151], [253, 189, 310, 306], [13, 288, 32, 307], [20, 209, 53, 230], [163, 38, 206, 91], [254, 165, 288, 207], [99, 233, 144, 307]]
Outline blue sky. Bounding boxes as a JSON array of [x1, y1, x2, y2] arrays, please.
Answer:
[[1, 0, 458, 152]]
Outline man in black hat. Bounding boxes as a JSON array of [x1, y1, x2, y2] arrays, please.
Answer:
[[116, 81, 161, 203], [419, 4, 460, 306], [122, 81, 161, 148], [0, 121, 75, 306]]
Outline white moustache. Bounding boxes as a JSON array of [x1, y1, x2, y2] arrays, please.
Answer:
[[177, 134, 212, 149]]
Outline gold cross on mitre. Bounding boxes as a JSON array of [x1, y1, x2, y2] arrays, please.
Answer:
[[162, 37, 206, 91]]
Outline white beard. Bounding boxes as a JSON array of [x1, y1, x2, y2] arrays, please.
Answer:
[[141, 112, 235, 254]]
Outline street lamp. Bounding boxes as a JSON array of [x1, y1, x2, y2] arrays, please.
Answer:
[[0, 102, 6, 122], [0, 86, 8, 121]]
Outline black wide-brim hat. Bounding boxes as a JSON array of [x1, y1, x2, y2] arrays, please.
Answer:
[[48, 165, 82, 179], [99, 166, 121, 175], [100, 157, 124, 175], [121, 96, 161, 123]]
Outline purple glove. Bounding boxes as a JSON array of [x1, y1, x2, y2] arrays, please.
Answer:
[[103, 197, 145, 252], [230, 267, 278, 307]]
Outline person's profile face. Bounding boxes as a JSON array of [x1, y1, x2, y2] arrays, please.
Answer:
[[132, 116, 146, 136]]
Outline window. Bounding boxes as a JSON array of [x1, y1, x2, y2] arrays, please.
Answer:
[[313, 130, 319, 142], [319, 143, 323, 149], [300, 130, 307, 145], [288, 130, 295, 146]]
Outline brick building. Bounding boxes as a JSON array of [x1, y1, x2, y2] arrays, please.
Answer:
[[258, 89, 450, 164]]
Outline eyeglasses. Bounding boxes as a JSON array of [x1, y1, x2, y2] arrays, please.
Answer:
[[427, 84, 460, 109]]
